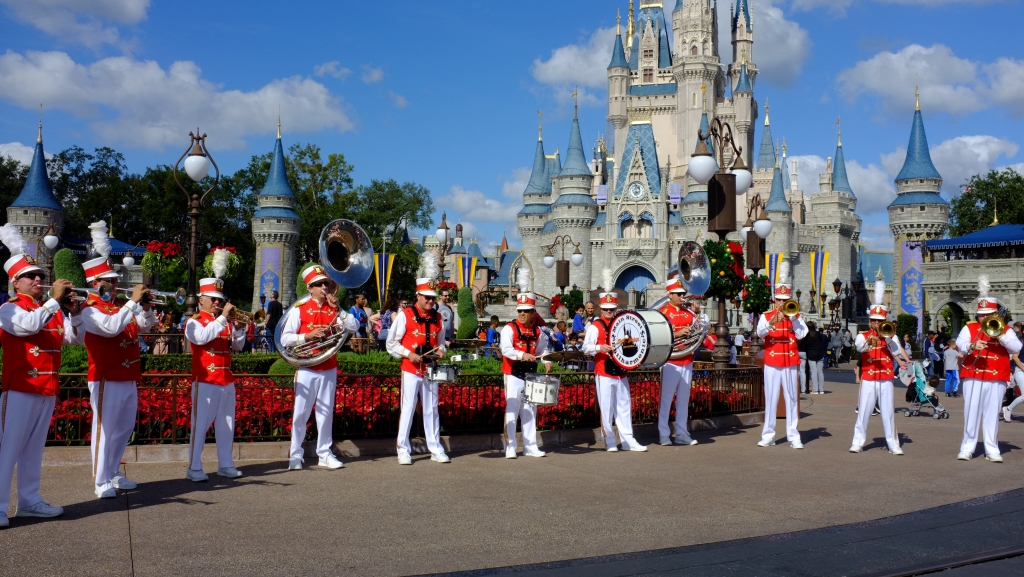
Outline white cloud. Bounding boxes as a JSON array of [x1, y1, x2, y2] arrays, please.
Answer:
[[388, 91, 408, 108], [435, 182, 525, 249], [837, 44, 1024, 118], [859, 221, 894, 252], [1000, 162, 1024, 174], [361, 65, 384, 84], [531, 26, 616, 106], [500, 167, 531, 201], [738, 0, 812, 88], [795, 0, 997, 10], [313, 61, 351, 80], [0, 141, 50, 165], [881, 135, 1020, 195], [0, 50, 354, 150], [789, 153, 895, 215], [0, 0, 149, 50]]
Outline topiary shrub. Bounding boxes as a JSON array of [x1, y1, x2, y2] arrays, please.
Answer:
[[268, 358, 297, 376], [455, 287, 477, 340], [60, 345, 89, 373], [53, 248, 87, 286], [896, 313, 920, 355]]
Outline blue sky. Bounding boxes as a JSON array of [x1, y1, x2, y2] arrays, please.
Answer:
[[1, 0, 1022, 254]]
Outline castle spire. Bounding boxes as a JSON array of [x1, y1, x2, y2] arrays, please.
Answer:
[[561, 108, 591, 177], [37, 103, 42, 143], [895, 95, 942, 182], [627, 0, 635, 47], [764, 99, 770, 126], [537, 110, 543, 141], [836, 115, 842, 146], [12, 116, 61, 211], [617, 9, 621, 35], [277, 105, 281, 139], [915, 72, 920, 111], [832, 133, 855, 197]]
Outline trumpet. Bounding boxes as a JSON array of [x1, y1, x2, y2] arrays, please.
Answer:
[[41, 284, 111, 303], [768, 299, 800, 325], [228, 309, 256, 323], [111, 286, 187, 306]]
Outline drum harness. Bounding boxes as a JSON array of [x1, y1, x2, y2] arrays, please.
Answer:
[[595, 318, 626, 377], [412, 308, 441, 366], [510, 321, 539, 381]]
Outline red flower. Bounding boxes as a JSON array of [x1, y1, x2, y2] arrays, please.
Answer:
[[209, 246, 237, 254]]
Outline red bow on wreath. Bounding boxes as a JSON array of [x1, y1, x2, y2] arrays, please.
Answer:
[[550, 294, 561, 315]]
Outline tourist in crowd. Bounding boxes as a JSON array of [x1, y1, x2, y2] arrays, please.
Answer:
[[944, 339, 961, 397], [572, 305, 586, 333], [798, 331, 808, 394], [1003, 348, 1024, 422], [349, 292, 369, 339], [842, 329, 854, 363], [805, 321, 827, 394], [923, 331, 940, 376], [552, 320, 567, 351], [733, 330, 746, 356], [264, 291, 283, 353], [436, 288, 455, 347], [372, 297, 399, 350], [485, 315, 501, 358], [829, 329, 843, 367]]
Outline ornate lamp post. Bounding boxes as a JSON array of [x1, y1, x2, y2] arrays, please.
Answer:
[[739, 194, 770, 358], [434, 212, 453, 280], [173, 131, 219, 316], [40, 221, 61, 282], [689, 116, 752, 368], [543, 234, 584, 294]]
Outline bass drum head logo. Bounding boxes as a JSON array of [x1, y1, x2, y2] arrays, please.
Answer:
[[609, 310, 649, 370]]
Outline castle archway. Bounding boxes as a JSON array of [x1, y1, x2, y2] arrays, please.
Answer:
[[615, 264, 656, 293]]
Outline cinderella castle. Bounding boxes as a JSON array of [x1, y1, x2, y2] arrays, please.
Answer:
[[517, 0, 872, 303]]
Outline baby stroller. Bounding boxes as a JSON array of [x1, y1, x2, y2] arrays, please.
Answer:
[[902, 360, 949, 419]]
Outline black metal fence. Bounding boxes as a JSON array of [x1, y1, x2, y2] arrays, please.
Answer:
[[45, 367, 764, 446]]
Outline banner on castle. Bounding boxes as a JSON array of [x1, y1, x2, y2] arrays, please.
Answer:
[[374, 253, 395, 306], [768, 253, 785, 288], [669, 183, 682, 204], [810, 251, 829, 296], [457, 256, 478, 289], [900, 241, 924, 334], [597, 185, 607, 204], [259, 247, 281, 305]]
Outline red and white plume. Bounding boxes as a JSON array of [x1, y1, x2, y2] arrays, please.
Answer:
[[0, 223, 26, 256], [89, 220, 111, 259], [212, 248, 230, 279], [517, 266, 532, 293]]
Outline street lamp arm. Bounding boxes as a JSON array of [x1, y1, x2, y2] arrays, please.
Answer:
[[198, 135, 221, 204], [697, 118, 746, 172]]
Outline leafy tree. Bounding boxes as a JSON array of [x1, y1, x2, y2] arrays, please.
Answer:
[[0, 155, 28, 227], [896, 313, 919, 355], [456, 286, 478, 339], [949, 168, 1024, 237], [52, 248, 87, 286]]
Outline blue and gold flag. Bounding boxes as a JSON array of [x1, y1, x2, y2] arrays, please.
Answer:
[[373, 253, 396, 305], [457, 257, 478, 289]]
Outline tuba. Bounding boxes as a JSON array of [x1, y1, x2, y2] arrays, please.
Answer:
[[275, 219, 374, 367], [668, 241, 712, 359]]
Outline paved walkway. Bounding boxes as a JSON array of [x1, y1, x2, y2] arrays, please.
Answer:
[[4, 368, 1024, 577]]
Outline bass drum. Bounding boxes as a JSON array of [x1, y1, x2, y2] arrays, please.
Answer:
[[609, 309, 673, 370]]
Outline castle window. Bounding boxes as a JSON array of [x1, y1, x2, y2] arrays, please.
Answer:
[[643, 49, 653, 59], [919, 179, 924, 183], [690, 45, 697, 56], [900, 207, 905, 213], [643, 68, 654, 82], [919, 206, 926, 211], [23, 210, 27, 215], [260, 219, 265, 224], [277, 219, 282, 223], [43, 211, 48, 216]]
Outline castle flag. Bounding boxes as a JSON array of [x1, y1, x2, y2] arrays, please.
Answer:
[[373, 253, 395, 306]]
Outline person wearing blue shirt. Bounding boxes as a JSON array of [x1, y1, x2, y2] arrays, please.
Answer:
[[572, 305, 586, 333], [349, 292, 369, 338], [485, 315, 500, 358]]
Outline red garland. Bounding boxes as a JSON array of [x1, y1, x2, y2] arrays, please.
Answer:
[[209, 246, 237, 254]]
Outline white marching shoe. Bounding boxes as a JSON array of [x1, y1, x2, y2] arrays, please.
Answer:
[[624, 442, 648, 452], [505, 447, 518, 459], [957, 451, 972, 461], [217, 467, 243, 478], [287, 457, 303, 470], [985, 453, 1004, 463], [849, 445, 863, 453], [185, 468, 209, 482], [110, 475, 137, 490], [1003, 407, 1013, 423], [674, 433, 698, 446], [16, 501, 63, 518], [430, 452, 451, 463], [523, 447, 546, 458], [889, 447, 904, 456], [318, 454, 344, 469], [397, 453, 412, 466], [790, 441, 805, 449], [95, 483, 117, 499], [757, 439, 776, 447]]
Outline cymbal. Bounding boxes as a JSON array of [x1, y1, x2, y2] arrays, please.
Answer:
[[540, 350, 585, 362]]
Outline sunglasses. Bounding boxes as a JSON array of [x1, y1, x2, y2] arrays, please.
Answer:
[[422, 296, 437, 301], [20, 272, 45, 281], [309, 281, 329, 288]]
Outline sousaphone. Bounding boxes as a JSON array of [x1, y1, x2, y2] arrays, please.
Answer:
[[646, 241, 713, 359], [274, 219, 374, 367]]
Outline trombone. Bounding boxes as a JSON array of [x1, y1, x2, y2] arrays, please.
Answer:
[[878, 321, 897, 339], [41, 284, 111, 303], [111, 286, 187, 306], [966, 315, 1008, 369]]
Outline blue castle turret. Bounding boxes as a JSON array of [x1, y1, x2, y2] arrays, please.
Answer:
[[7, 118, 64, 283], [251, 119, 301, 309]]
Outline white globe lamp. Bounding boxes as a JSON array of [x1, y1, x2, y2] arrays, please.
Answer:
[[184, 153, 210, 182], [731, 168, 752, 195]]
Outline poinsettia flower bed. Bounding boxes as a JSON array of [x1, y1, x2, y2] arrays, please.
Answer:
[[43, 368, 763, 446]]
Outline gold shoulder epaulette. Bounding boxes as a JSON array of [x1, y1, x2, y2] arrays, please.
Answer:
[[192, 313, 202, 319], [966, 320, 978, 325]]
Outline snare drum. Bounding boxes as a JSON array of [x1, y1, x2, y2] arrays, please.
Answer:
[[426, 364, 459, 383], [523, 373, 561, 406]]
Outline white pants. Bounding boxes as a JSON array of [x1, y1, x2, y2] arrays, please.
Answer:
[[88, 380, 137, 486], [961, 378, 1006, 457], [504, 375, 538, 451], [188, 382, 236, 470], [289, 368, 337, 460], [761, 365, 801, 444], [852, 380, 900, 451], [0, 391, 55, 515], [595, 375, 635, 447], [396, 372, 444, 456], [1007, 370, 1024, 414], [658, 363, 693, 438]]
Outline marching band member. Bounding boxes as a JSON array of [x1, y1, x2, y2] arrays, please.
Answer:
[[851, 274, 908, 455], [79, 221, 156, 498], [386, 252, 449, 465], [657, 277, 698, 446], [756, 262, 808, 449], [185, 251, 246, 481], [499, 269, 551, 459], [0, 224, 82, 527], [280, 265, 358, 471], [957, 276, 1021, 462], [583, 283, 647, 452]]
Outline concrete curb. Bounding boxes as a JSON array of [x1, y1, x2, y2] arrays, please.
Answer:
[[42, 411, 764, 466]]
